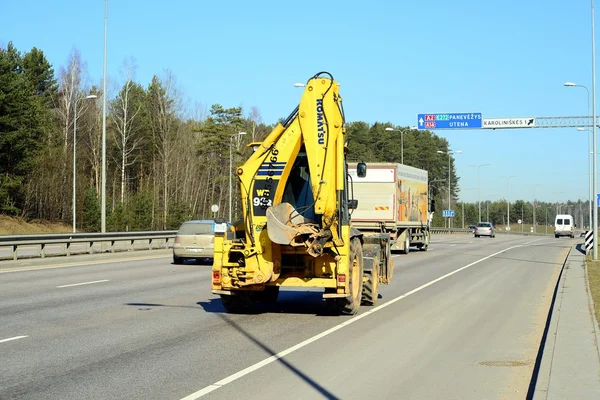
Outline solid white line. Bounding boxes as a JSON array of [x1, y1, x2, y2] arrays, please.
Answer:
[[57, 279, 109, 288], [180, 240, 544, 400], [0, 335, 28, 344]]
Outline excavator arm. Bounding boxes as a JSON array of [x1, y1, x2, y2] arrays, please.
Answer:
[[238, 72, 347, 251]]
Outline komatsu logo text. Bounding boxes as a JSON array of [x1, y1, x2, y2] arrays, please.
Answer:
[[316, 99, 325, 145]]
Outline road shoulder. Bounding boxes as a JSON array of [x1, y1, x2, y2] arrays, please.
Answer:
[[533, 245, 600, 399]]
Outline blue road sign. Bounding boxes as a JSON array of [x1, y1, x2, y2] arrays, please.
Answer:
[[443, 210, 455, 218], [597, 193, 600, 207], [417, 113, 483, 130]]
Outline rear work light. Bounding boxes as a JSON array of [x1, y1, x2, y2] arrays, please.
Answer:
[[337, 274, 346, 284], [212, 271, 221, 284]]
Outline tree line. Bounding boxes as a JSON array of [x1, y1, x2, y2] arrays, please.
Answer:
[[3, 42, 536, 232]]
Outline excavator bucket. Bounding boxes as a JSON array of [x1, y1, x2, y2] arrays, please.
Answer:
[[266, 202, 318, 246]]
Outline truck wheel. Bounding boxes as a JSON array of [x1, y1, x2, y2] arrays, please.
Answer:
[[330, 238, 364, 315], [173, 255, 183, 264], [362, 256, 379, 306], [402, 232, 410, 255], [420, 231, 430, 251], [220, 293, 255, 313], [258, 286, 279, 304]]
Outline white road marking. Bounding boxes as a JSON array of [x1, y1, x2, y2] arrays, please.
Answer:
[[450, 244, 456, 247], [0, 336, 28, 344], [180, 239, 546, 399], [57, 279, 110, 288]]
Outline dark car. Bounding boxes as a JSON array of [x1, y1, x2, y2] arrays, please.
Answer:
[[468, 225, 477, 233]]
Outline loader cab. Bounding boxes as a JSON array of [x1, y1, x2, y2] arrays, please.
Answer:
[[282, 149, 316, 221]]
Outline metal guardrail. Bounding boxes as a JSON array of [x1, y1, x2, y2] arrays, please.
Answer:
[[0, 231, 177, 261], [430, 227, 554, 236]]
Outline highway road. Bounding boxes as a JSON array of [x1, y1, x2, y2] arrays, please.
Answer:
[[0, 234, 571, 400]]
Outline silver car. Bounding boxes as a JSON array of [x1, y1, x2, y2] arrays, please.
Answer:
[[173, 220, 217, 264], [474, 222, 495, 238]]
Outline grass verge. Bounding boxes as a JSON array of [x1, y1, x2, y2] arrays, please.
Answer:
[[587, 258, 600, 329]]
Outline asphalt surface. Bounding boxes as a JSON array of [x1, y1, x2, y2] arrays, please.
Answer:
[[0, 234, 571, 400]]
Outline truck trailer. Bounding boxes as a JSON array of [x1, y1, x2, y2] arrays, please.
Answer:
[[348, 163, 432, 254]]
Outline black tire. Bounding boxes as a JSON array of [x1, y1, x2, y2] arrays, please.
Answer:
[[173, 255, 184, 264], [555, 235, 559, 238], [401, 231, 410, 255], [362, 256, 379, 306], [420, 231, 430, 251], [220, 293, 255, 313], [258, 286, 279, 304], [329, 238, 364, 315]]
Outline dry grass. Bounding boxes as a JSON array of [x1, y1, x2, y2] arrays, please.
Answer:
[[0, 215, 72, 235], [587, 259, 600, 329]]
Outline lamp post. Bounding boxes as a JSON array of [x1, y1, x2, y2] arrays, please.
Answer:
[[526, 184, 542, 233], [485, 194, 501, 223], [501, 176, 516, 230], [593, 0, 598, 259], [469, 164, 490, 222], [437, 150, 462, 228], [385, 127, 408, 164], [101, 0, 108, 232], [73, 94, 98, 232], [229, 131, 247, 222], [565, 82, 592, 229], [459, 188, 476, 228]]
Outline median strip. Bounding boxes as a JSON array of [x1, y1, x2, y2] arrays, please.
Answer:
[[57, 279, 110, 288]]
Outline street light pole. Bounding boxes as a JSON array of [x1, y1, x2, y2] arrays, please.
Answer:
[[438, 150, 462, 228], [593, 0, 598, 259], [528, 184, 542, 233], [72, 94, 97, 233], [385, 127, 407, 164], [101, 0, 108, 232], [469, 164, 489, 223], [565, 82, 592, 229], [73, 96, 78, 233], [229, 132, 247, 222], [502, 176, 517, 229]]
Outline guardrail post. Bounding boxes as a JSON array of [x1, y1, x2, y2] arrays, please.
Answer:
[[41, 243, 45, 258], [110, 240, 115, 253], [130, 239, 134, 252], [66, 242, 70, 257], [149, 238, 153, 250], [165, 238, 169, 249], [89, 241, 94, 254], [12, 244, 17, 261]]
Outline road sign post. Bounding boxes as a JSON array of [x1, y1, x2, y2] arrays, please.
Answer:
[[417, 113, 482, 130]]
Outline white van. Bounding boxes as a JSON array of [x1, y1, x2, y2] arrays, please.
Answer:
[[554, 214, 574, 238]]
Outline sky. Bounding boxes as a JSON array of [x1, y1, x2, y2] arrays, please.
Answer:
[[0, 0, 596, 204]]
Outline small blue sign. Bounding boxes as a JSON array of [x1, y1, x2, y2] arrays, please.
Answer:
[[597, 193, 600, 207], [443, 210, 455, 218], [417, 113, 483, 130]]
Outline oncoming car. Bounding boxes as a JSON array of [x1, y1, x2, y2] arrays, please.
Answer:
[[173, 220, 221, 264], [474, 222, 495, 238]]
